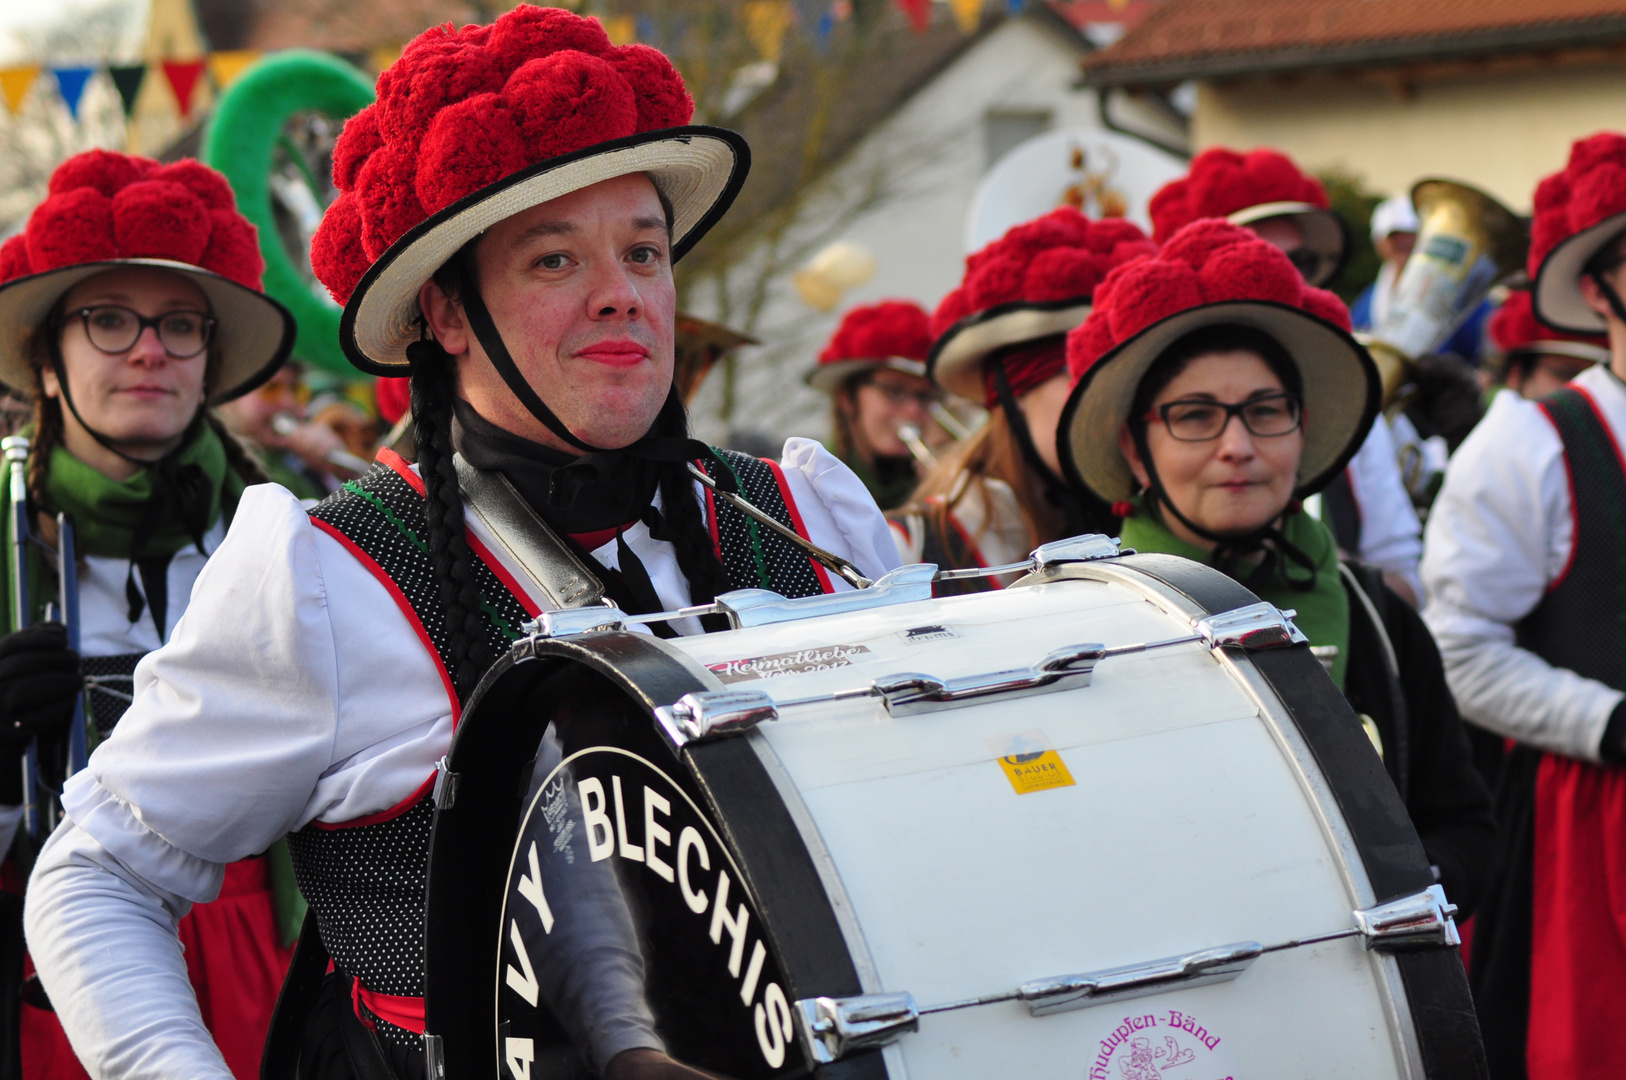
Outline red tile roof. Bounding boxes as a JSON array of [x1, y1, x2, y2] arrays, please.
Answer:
[[1085, 0, 1626, 85]]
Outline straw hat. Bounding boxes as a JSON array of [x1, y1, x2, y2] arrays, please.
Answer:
[[309, 5, 749, 375], [1530, 132, 1626, 334], [927, 207, 1154, 405], [806, 300, 932, 393], [1059, 220, 1378, 505], [0, 150, 294, 403]]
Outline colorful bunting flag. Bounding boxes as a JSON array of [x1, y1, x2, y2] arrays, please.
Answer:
[[743, 1, 793, 63], [107, 64, 146, 117], [1006, 0, 1026, 13], [895, 0, 931, 32], [160, 59, 206, 118], [949, 0, 982, 32], [207, 50, 260, 91], [51, 66, 94, 119], [0, 66, 39, 115]]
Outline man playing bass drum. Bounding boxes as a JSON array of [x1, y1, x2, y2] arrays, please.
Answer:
[[23, 9, 897, 1080]]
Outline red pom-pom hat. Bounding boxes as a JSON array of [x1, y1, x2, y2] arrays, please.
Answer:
[[312, 5, 749, 374], [0, 149, 294, 402], [926, 207, 1155, 405], [1530, 132, 1626, 334], [1057, 220, 1378, 506], [1490, 290, 1608, 368], [1149, 147, 1349, 288], [806, 300, 932, 392]]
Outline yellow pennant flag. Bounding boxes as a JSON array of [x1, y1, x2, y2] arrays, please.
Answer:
[[949, 0, 982, 33], [0, 66, 39, 114], [368, 43, 403, 74], [208, 50, 261, 91], [599, 15, 637, 45], [743, 0, 792, 63]]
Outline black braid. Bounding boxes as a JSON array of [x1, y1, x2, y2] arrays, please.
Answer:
[[412, 353, 496, 698], [205, 411, 271, 486]]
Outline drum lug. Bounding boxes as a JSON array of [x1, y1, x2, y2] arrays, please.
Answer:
[[432, 756, 459, 810], [655, 690, 779, 747], [422, 1032, 445, 1080], [873, 643, 1106, 716], [523, 604, 630, 638], [1354, 884, 1461, 951], [1194, 602, 1309, 651], [1015, 941, 1263, 1016], [795, 991, 920, 1064], [1030, 533, 1125, 568]]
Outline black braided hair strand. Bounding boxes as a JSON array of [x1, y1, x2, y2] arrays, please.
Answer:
[[412, 352, 497, 699]]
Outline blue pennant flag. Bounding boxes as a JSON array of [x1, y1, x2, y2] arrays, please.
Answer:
[[1005, 0, 1025, 13], [52, 66, 94, 119]]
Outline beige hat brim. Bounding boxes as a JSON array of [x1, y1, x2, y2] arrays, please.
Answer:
[[927, 299, 1091, 402], [1058, 300, 1379, 505], [805, 356, 927, 393], [1227, 202, 1350, 288], [0, 258, 295, 404], [341, 126, 748, 375], [1533, 209, 1626, 334]]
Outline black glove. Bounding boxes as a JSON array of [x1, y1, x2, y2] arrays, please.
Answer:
[[0, 622, 81, 750]]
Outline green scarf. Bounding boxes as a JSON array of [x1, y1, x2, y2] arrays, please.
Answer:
[[41, 421, 241, 560], [1120, 504, 1350, 687]]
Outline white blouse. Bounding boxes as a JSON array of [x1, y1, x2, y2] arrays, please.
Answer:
[[24, 437, 898, 1080], [1422, 363, 1626, 761]]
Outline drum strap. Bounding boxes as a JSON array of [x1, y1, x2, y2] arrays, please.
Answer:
[[453, 454, 605, 611]]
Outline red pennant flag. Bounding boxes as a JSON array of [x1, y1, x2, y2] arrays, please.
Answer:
[[895, 0, 931, 31], [161, 59, 206, 117]]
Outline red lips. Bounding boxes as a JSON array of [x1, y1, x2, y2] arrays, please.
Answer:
[[576, 338, 651, 368]]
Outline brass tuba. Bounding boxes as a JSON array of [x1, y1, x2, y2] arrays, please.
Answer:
[[1365, 179, 1529, 407]]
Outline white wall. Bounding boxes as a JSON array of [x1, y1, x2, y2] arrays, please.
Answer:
[[688, 15, 1103, 445]]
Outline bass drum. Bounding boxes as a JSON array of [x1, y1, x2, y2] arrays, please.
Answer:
[[424, 550, 1485, 1080]]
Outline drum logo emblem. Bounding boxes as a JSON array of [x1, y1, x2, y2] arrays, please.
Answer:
[[709, 644, 871, 683], [1086, 1008, 1236, 1080], [986, 730, 1076, 795]]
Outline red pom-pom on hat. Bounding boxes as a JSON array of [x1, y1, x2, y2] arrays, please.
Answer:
[[1528, 132, 1626, 277], [932, 207, 1152, 331], [819, 300, 932, 364], [311, 5, 701, 307], [1066, 220, 1342, 384], [1490, 290, 1605, 351], [1150, 146, 1328, 243], [5, 149, 263, 290], [310, 193, 370, 304]]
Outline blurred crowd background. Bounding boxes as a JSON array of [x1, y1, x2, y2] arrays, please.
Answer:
[[0, 0, 1618, 498]]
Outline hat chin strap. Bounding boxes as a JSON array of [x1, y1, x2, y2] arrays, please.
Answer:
[[1589, 271, 1626, 331], [1129, 422, 1318, 592], [990, 365, 1104, 539], [443, 279, 736, 494]]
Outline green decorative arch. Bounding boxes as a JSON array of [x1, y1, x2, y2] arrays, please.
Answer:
[[203, 50, 374, 377]]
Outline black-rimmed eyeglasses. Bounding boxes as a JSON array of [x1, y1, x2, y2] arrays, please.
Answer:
[[1146, 392, 1302, 442], [66, 306, 215, 359]]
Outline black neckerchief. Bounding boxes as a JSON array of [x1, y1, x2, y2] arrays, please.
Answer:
[[448, 396, 686, 634]]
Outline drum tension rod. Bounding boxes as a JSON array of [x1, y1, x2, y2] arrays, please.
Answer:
[[795, 886, 1459, 1065], [687, 465, 873, 589]]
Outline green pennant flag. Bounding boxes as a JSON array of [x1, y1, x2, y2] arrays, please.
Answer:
[[108, 64, 145, 117]]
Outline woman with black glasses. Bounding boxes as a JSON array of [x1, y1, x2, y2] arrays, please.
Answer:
[[0, 149, 295, 1079], [1058, 219, 1497, 924]]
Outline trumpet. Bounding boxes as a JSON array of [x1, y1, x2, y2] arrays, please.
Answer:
[[3, 435, 90, 840], [1367, 179, 1528, 408]]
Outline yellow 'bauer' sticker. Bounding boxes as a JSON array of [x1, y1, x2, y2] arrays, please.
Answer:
[[997, 749, 1076, 794]]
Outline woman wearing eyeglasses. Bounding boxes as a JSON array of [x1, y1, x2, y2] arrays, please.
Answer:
[[807, 300, 946, 510], [1058, 220, 1496, 923], [0, 150, 295, 1079]]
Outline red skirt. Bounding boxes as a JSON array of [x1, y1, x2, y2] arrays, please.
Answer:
[[21, 856, 292, 1080], [1528, 753, 1626, 1079]]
